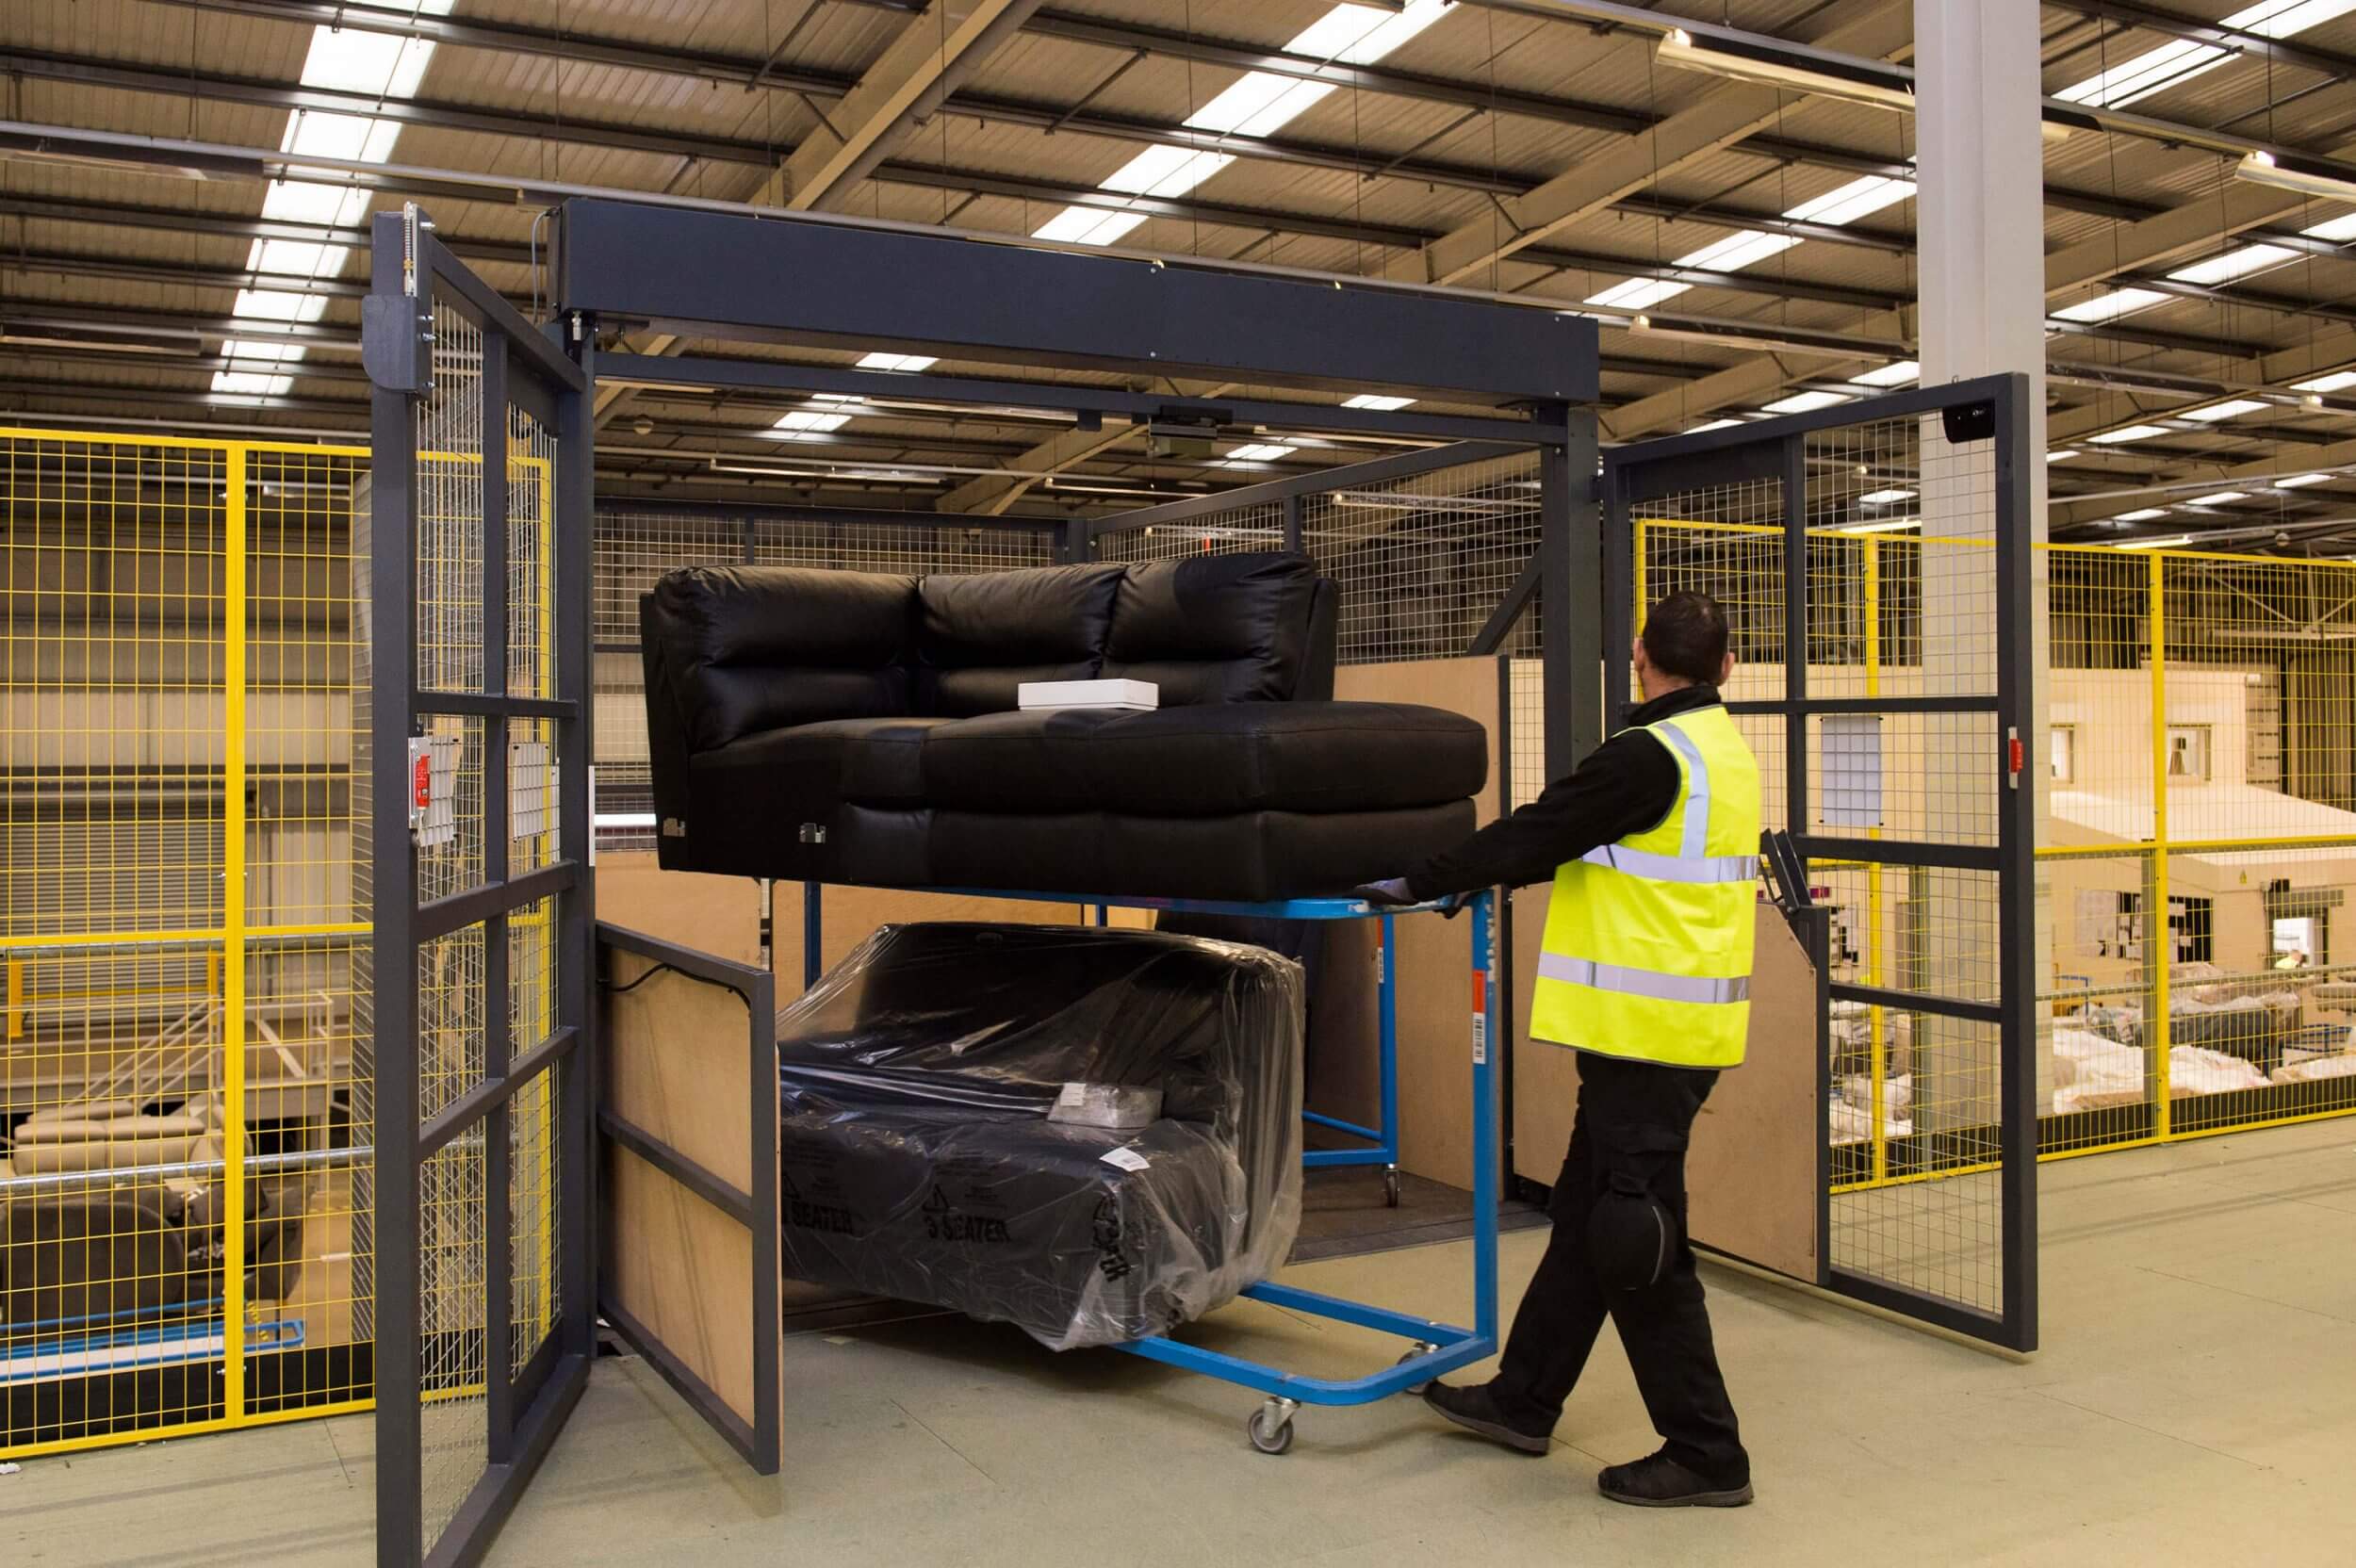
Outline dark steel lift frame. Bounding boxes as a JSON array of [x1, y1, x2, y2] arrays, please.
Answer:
[[361, 193, 2035, 1566]]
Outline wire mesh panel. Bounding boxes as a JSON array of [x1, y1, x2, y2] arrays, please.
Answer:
[[0, 429, 370, 1459], [1301, 450, 1541, 667], [366, 207, 595, 1568], [1608, 379, 2037, 1350], [2041, 546, 2356, 1158], [1093, 502, 1286, 564], [243, 447, 370, 1422]]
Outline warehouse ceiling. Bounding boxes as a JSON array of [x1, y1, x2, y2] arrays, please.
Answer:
[[3, 0, 2355, 542]]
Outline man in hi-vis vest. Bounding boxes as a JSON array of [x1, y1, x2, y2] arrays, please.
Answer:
[[1355, 590, 1758, 1510]]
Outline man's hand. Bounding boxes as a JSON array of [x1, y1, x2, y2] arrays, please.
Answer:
[[1351, 879, 1472, 918]]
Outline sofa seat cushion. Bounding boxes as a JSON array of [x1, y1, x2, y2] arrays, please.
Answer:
[[704, 716, 956, 808], [918, 700, 1487, 817], [929, 802, 1478, 903]]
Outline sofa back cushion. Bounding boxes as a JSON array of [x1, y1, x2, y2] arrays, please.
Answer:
[[646, 565, 915, 752], [914, 563, 1125, 716], [1102, 551, 1317, 705]]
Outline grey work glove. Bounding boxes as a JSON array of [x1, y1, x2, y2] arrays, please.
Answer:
[[1351, 879, 1472, 917]]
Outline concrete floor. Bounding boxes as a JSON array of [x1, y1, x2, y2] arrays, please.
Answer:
[[9, 1120, 2355, 1567]]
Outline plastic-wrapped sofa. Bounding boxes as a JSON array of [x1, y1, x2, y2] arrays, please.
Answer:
[[637, 550, 1488, 901], [772, 922, 1304, 1349]]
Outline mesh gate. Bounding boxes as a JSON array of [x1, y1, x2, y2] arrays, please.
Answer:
[[1606, 377, 2038, 1351], [363, 206, 595, 1568]]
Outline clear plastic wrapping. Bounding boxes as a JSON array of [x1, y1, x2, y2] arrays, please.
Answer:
[[774, 923, 1305, 1350]]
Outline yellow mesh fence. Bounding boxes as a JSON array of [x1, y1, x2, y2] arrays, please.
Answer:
[[0, 426, 368, 1461], [1636, 510, 2356, 1205]]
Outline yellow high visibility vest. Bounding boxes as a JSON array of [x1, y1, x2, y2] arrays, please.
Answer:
[[1528, 702, 1762, 1070]]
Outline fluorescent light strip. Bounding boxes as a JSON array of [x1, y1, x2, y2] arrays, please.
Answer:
[[1858, 488, 1916, 505], [2114, 533, 2195, 550], [2048, 450, 2079, 462], [2190, 492, 2250, 505], [773, 410, 851, 433], [1783, 174, 1916, 227], [2294, 371, 2356, 393], [2180, 399, 2269, 421], [1031, 1, 1449, 245], [2089, 424, 2170, 444], [219, 0, 456, 400], [2168, 243, 2299, 286], [856, 352, 938, 372], [2053, 287, 2171, 324], [2051, 0, 2356, 110], [1687, 418, 1745, 433], [1761, 390, 1854, 415], [1225, 443, 1294, 463], [2275, 472, 2331, 486], [1585, 175, 1912, 313], [1849, 360, 1920, 388], [2116, 508, 2172, 521], [1343, 394, 1415, 411]]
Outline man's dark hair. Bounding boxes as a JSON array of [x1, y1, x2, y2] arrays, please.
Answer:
[[1641, 591, 1730, 685]]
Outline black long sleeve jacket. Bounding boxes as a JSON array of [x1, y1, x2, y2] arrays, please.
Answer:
[[1404, 683, 1725, 900]]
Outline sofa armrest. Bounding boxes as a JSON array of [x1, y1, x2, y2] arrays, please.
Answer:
[[639, 565, 920, 841]]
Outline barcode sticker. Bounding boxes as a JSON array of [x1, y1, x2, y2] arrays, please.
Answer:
[[1472, 1011, 1488, 1065], [1101, 1147, 1151, 1173]]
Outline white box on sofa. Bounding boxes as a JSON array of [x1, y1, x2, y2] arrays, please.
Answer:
[[1018, 678, 1159, 711]]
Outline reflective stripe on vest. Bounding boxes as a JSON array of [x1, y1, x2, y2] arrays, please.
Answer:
[[1651, 719, 1712, 859], [1579, 843, 1760, 886], [1533, 954, 1752, 1005]]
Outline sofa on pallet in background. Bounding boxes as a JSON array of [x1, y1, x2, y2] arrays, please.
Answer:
[[638, 551, 1487, 902], [771, 922, 1304, 1349]]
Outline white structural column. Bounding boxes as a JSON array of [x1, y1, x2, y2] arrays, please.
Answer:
[[1912, 0, 2053, 1125]]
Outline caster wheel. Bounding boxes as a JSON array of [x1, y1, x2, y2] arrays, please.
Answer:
[[1248, 1399, 1298, 1455], [1383, 1168, 1402, 1208], [1397, 1341, 1440, 1394]]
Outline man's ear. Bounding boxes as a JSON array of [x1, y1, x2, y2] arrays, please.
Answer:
[[1718, 650, 1737, 686]]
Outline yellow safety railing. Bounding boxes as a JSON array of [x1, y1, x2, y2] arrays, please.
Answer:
[[1635, 514, 2356, 1197]]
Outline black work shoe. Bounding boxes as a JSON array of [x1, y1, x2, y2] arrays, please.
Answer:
[[1420, 1380, 1552, 1455], [1596, 1449, 1754, 1509]]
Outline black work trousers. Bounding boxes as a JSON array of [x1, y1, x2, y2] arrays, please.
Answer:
[[1491, 1049, 1748, 1483]]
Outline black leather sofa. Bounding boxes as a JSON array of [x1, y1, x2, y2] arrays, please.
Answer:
[[640, 550, 1487, 901], [773, 922, 1304, 1349]]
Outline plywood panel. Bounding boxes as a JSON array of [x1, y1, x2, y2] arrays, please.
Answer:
[[1513, 898, 1822, 1283], [1687, 910, 1820, 1282], [604, 953, 756, 1193], [595, 853, 1104, 1002], [1390, 906, 1494, 1187], [602, 1146, 760, 1430], [1323, 658, 1504, 1184]]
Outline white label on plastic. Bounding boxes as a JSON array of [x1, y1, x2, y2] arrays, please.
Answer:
[[1055, 1083, 1088, 1109], [1100, 1146, 1151, 1173]]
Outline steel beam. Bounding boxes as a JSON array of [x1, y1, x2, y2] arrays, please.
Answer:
[[599, 351, 1557, 443], [555, 199, 1600, 404], [779, 0, 1047, 211]]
